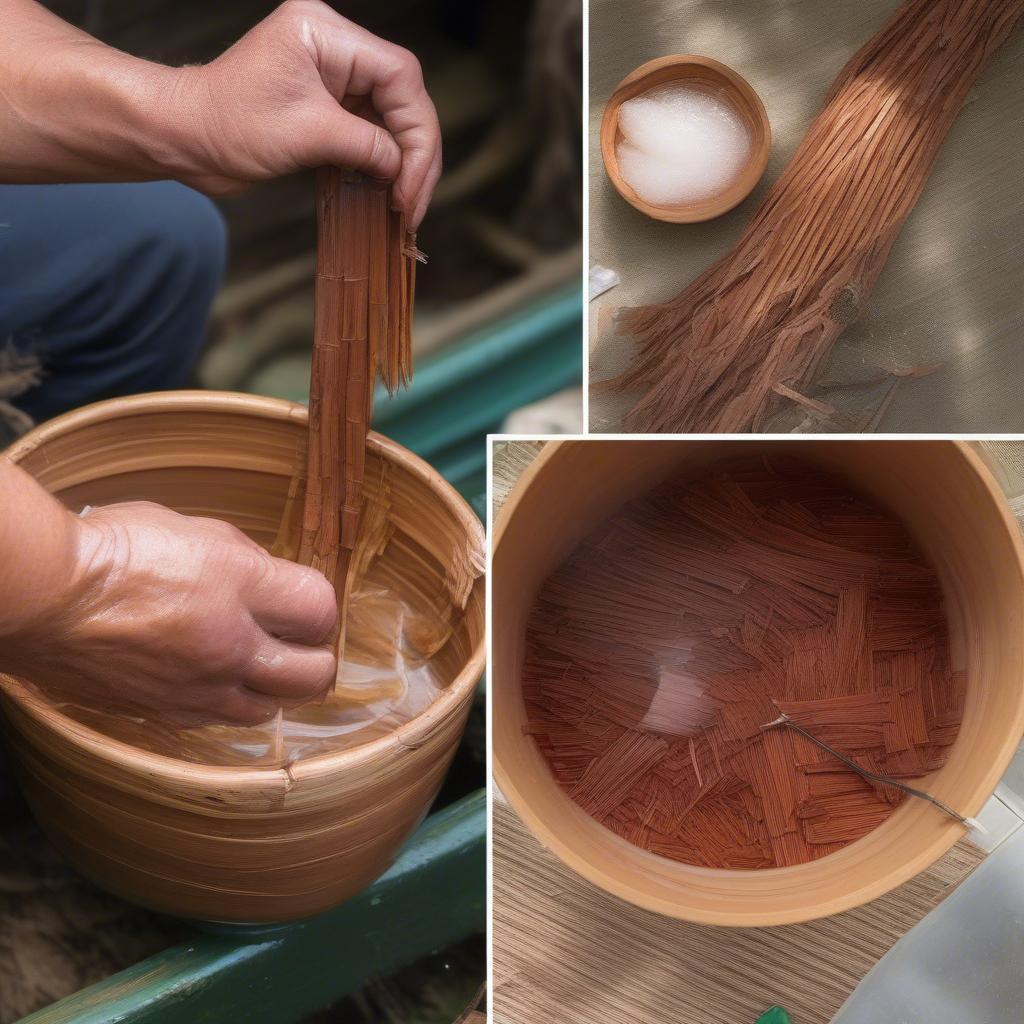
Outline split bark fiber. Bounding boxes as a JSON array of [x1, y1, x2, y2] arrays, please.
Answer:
[[608, 0, 1024, 432], [523, 457, 965, 869], [298, 168, 423, 649]]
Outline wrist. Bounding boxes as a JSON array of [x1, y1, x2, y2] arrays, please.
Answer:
[[57, 46, 198, 182], [0, 463, 88, 650], [9, 32, 205, 185], [117, 61, 220, 187]]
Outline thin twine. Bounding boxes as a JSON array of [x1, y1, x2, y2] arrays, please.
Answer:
[[760, 707, 985, 833]]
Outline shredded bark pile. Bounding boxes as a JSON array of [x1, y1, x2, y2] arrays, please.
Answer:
[[523, 457, 964, 868], [608, 0, 1024, 432]]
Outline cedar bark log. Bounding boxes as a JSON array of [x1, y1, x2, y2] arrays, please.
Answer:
[[609, 0, 1023, 433]]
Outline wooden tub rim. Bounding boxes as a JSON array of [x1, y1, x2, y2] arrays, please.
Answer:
[[1, 390, 486, 791], [491, 438, 1024, 925]]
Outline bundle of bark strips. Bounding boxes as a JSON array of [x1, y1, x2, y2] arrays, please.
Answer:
[[299, 168, 424, 650], [608, 0, 1024, 433]]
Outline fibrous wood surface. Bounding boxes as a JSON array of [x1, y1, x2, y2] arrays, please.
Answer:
[[493, 799, 984, 1024], [523, 457, 964, 869], [299, 169, 423, 647], [609, 0, 1024, 432]]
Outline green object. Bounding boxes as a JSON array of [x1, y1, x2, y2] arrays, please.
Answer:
[[17, 790, 485, 1024], [756, 1007, 792, 1024], [246, 282, 583, 510], [14, 285, 578, 1021], [374, 282, 581, 506]]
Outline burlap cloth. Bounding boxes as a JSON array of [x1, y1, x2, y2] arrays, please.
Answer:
[[588, 0, 1024, 433], [491, 439, 1024, 1024]]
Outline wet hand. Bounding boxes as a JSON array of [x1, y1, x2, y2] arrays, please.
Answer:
[[2, 500, 338, 726]]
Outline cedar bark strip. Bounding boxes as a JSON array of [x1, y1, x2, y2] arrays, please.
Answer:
[[299, 168, 423, 650], [608, 0, 1024, 433]]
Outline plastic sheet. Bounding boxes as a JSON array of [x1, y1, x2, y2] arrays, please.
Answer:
[[588, 264, 620, 301], [834, 826, 1024, 1023]]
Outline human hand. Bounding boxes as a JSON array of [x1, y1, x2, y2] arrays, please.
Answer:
[[1, 500, 338, 726], [1, 0, 439, 224], [168, 0, 441, 226]]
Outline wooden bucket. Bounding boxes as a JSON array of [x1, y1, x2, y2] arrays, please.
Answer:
[[0, 391, 485, 923], [493, 439, 1024, 926]]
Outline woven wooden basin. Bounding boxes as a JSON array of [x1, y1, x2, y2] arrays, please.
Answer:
[[0, 391, 486, 923]]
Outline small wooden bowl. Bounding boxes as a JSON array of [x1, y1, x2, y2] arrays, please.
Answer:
[[601, 55, 771, 223]]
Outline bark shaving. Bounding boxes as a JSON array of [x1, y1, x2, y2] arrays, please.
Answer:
[[299, 169, 423, 648]]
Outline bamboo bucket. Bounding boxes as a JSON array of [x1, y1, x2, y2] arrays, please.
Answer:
[[493, 440, 1024, 926], [0, 391, 485, 923]]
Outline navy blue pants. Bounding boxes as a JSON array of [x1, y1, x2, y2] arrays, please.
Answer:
[[0, 181, 227, 429], [0, 182, 225, 808]]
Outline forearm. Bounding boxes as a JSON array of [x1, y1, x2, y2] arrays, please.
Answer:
[[0, 1, 440, 219], [0, 458, 79, 647], [0, 0, 197, 184]]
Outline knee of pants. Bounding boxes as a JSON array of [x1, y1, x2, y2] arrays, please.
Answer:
[[144, 183, 228, 319], [127, 183, 229, 385], [3, 182, 229, 423]]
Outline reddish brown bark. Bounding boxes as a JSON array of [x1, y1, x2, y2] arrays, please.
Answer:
[[523, 458, 964, 868], [608, 0, 1023, 432]]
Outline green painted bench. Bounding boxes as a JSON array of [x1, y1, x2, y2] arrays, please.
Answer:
[[18, 793, 485, 1024]]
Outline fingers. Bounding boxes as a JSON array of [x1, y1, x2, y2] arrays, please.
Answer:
[[311, 18, 441, 223], [195, 515, 264, 550], [322, 106, 403, 181], [56, 494, 345, 728], [247, 556, 339, 645], [164, 627, 335, 726], [368, 51, 440, 226], [211, 686, 283, 727], [166, 679, 282, 728], [244, 637, 337, 701], [412, 143, 443, 230], [394, 119, 441, 229]]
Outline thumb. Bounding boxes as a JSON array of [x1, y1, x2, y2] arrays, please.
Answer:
[[320, 107, 402, 181]]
